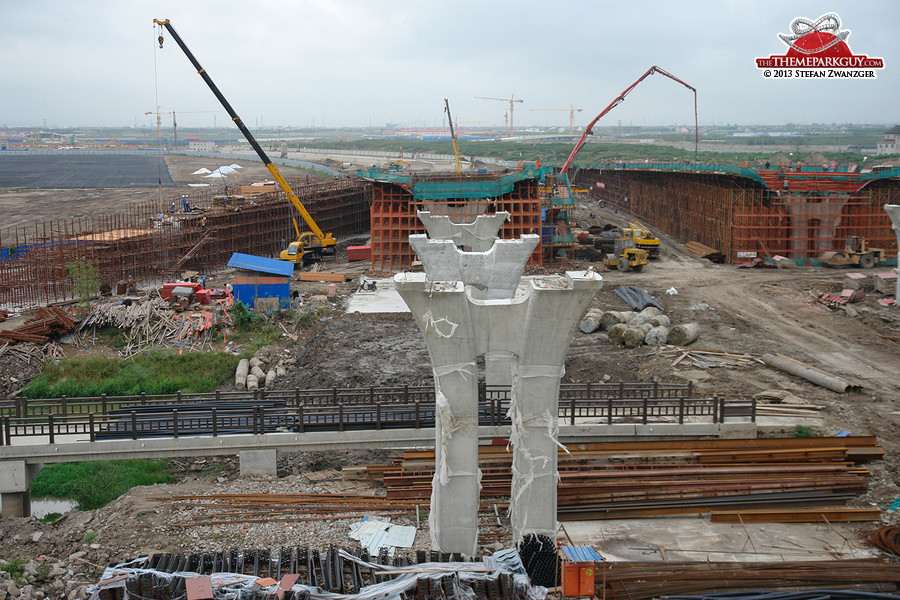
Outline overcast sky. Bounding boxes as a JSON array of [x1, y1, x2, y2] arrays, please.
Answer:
[[2, 1, 898, 131]]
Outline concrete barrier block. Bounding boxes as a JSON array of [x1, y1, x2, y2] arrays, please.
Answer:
[[239, 450, 277, 477]]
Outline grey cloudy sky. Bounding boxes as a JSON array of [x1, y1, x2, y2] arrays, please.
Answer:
[[3, 0, 898, 130]]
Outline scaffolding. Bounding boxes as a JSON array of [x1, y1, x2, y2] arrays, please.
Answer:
[[582, 163, 900, 263], [0, 179, 371, 309], [362, 169, 547, 274]]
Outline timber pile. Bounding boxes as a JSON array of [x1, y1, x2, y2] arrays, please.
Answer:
[[654, 345, 762, 368], [596, 559, 900, 599], [0, 305, 77, 344], [371, 437, 883, 520], [79, 296, 227, 356]]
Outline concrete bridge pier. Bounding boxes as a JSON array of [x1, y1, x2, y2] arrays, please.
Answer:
[[885, 205, 900, 300], [0, 460, 42, 518]]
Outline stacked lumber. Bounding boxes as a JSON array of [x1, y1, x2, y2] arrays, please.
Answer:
[[660, 346, 761, 368], [0, 305, 77, 344], [372, 437, 882, 520], [597, 559, 900, 600]]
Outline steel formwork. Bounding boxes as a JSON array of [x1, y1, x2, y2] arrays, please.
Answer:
[[582, 165, 900, 263], [364, 170, 545, 274], [0, 179, 371, 309]]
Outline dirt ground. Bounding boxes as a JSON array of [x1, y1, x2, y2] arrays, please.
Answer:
[[1, 166, 899, 596], [0, 154, 325, 233]]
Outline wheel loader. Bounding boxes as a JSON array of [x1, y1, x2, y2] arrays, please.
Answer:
[[819, 235, 886, 269], [603, 238, 649, 272]]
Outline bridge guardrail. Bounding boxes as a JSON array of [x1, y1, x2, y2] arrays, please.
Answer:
[[0, 383, 755, 445], [0, 382, 698, 420]]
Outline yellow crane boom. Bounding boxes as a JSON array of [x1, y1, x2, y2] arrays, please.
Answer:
[[153, 18, 335, 264]]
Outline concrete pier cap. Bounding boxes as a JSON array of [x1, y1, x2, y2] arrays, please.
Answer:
[[416, 210, 510, 252], [408, 234, 540, 300]]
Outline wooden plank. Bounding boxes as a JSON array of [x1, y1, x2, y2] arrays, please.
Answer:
[[298, 272, 347, 282]]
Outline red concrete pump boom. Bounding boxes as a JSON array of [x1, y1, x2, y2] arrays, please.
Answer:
[[559, 66, 698, 175]]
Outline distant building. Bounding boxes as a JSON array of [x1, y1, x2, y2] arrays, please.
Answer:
[[189, 140, 216, 152], [875, 125, 900, 155]]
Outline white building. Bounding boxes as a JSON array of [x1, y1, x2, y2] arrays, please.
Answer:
[[875, 125, 900, 155], [188, 140, 216, 152]]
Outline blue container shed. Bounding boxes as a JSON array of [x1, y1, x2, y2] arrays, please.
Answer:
[[227, 252, 293, 309]]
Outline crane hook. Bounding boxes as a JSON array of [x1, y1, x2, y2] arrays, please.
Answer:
[[158, 34, 165, 49]]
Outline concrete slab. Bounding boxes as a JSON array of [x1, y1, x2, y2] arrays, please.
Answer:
[[239, 449, 277, 477], [562, 516, 878, 562], [346, 278, 410, 314]]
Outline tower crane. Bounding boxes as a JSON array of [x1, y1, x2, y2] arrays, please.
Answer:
[[474, 94, 523, 136], [145, 108, 219, 144], [528, 105, 583, 135]]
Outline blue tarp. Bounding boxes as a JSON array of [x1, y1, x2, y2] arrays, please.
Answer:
[[227, 252, 293, 276], [560, 546, 604, 562]]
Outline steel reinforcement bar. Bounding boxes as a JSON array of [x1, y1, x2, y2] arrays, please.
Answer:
[[0, 178, 371, 309]]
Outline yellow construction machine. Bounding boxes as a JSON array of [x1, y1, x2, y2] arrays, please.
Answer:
[[622, 221, 660, 258], [154, 18, 335, 265], [603, 238, 649, 272], [820, 235, 886, 269]]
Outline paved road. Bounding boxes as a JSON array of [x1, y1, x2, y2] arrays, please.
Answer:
[[0, 154, 175, 187]]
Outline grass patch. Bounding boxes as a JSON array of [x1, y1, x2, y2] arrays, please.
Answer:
[[0, 557, 25, 581], [37, 512, 63, 523], [21, 350, 240, 399], [31, 460, 174, 511], [792, 424, 824, 438]]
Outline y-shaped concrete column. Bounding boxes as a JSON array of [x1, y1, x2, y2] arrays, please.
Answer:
[[395, 271, 601, 553], [885, 205, 900, 301], [413, 212, 532, 386], [417, 211, 510, 252]]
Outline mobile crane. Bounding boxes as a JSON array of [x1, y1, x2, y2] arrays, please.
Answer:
[[153, 18, 335, 265], [443, 98, 462, 174]]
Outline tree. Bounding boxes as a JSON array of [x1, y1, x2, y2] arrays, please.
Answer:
[[67, 261, 100, 315]]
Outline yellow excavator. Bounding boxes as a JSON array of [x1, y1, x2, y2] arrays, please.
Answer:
[[622, 220, 660, 258], [154, 19, 335, 265]]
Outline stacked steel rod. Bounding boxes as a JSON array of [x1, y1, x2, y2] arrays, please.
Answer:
[[375, 437, 883, 519], [596, 559, 900, 600]]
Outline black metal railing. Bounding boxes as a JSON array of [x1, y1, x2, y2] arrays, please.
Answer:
[[0, 382, 755, 445]]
